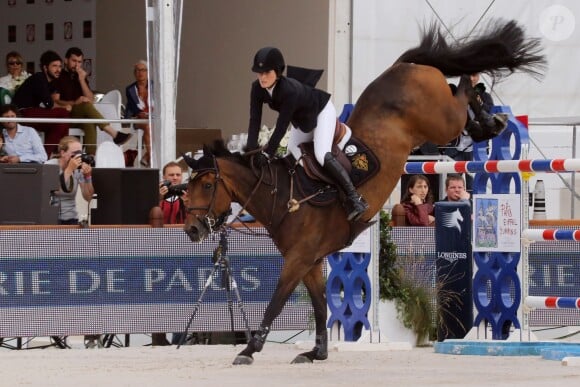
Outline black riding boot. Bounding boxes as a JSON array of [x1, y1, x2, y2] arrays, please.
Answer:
[[323, 152, 369, 221]]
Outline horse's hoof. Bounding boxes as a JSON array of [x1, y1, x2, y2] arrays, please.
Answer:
[[493, 113, 509, 132], [233, 355, 254, 365], [291, 354, 313, 364]]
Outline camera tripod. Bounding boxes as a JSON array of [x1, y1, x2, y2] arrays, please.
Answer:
[[177, 229, 252, 348]]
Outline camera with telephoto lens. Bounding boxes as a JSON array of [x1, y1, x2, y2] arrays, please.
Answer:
[[71, 150, 95, 167], [162, 180, 188, 198]]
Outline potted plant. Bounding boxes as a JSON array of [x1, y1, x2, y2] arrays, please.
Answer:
[[378, 210, 437, 346]]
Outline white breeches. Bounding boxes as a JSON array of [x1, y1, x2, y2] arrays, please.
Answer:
[[286, 100, 337, 166]]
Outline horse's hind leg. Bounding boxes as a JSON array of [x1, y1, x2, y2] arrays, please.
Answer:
[[291, 262, 328, 364], [459, 75, 508, 136]]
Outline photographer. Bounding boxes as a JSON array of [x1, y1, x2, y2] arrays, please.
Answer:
[[156, 161, 189, 346], [45, 135, 94, 225], [159, 161, 189, 225]]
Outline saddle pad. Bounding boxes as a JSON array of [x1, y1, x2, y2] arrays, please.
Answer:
[[283, 156, 338, 207], [344, 136, 380, 187], [283, 135, 380, 207]]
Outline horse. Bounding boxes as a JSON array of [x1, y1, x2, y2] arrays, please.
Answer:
[[441, 208, 464, 233], [182, 19, 545, 365]]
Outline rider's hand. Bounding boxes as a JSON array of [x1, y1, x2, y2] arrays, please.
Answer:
[[253, 151, 270, 168]]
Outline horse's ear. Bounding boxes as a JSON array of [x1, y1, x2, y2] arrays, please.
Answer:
[[203, 144, 213, 157], [182, 153, 198, 170]]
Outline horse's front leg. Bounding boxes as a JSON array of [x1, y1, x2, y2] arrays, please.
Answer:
[[291, 262, 328, 364], [233, 261, 308, 365]]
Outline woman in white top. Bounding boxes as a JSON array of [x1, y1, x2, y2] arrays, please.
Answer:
[[0, 51, 30, 104]]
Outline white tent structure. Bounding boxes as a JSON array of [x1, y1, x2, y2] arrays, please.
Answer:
[[145, 0, 183, 167]]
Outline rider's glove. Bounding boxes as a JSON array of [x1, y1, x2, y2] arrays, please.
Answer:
[[253, 151, 271, 168]]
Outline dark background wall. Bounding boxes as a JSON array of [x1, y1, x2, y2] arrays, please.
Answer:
[[95, 0, 330, 138], [0, 0, 330, 140]]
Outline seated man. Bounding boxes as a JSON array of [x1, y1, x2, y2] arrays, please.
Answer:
[[52, 47, 130, 154], [0, 104, 47, 164], [441, 174, 471, 202], [12, 50, 70, 156]]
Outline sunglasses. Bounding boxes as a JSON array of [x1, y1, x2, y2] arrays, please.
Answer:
[[8, 61, 22, 65]]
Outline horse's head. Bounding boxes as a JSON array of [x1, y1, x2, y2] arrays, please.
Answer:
[[182, 145, 233, 242]]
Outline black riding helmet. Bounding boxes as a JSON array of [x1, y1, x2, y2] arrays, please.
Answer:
[[252, 47, 285, 75]]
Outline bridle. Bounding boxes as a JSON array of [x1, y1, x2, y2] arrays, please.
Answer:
[[185, 156, 231, 234], [184, 151, 281, 236]]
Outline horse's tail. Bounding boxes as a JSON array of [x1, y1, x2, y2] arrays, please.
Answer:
[[396, 19, 546, 80]]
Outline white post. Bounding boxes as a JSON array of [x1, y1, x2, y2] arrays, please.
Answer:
[[327, 0, 352, 108], [146, 0, 182, 168]]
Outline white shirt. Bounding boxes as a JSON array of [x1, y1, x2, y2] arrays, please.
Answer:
[[2, 124, 47, 163]]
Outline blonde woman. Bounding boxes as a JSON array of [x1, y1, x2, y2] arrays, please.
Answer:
[[45, 136, 94, 225], [0, 51, 30, 104]]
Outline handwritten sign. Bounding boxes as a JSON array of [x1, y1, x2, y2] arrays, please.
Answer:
[[473, 194, 521, 252]]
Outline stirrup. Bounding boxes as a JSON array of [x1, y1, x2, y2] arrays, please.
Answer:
[[346, 197, 369, 222]]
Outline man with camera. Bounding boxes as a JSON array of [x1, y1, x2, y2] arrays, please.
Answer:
[[45, 135, 95, 225], [155, 161, 189, 346], [159, 161, 189, 225]]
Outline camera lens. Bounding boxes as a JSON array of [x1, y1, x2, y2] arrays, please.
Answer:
[[165, 183, 188, 198]]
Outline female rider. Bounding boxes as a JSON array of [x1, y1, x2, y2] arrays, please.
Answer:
[[245, 47, 368, 222]]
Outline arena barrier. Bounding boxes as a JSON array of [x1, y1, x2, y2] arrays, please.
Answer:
[[398, 154, 580, 340], [396, 104, 580, 341], [526, 296, 580, 309], [0, 226, 313, 339], [522, 229, 580, 241], [404, 158, 580, 174], [387, 227, 580, 326]]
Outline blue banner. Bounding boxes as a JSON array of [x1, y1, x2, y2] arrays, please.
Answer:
[[435, 201, 473, 340], [0, 255, 287, 307]]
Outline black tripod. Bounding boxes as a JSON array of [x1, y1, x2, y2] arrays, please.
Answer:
[[177, 229, 252, 348]]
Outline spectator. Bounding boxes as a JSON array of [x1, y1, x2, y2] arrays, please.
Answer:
[[12, 50, 70, 156], [0, 104, 47, 164], [125, 60, 151, 167], [159, 161, 189, 225], [0, 51, 30, 104], [0, 131, 5, 157], [52, 47, 131, 155], [45, 135, 99, 347], [442, 174, 471, 202], [245, 47, 367, 221], [401, 174, 435, 226]]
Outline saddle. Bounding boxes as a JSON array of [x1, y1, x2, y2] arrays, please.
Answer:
[[283, 120, 380, 207]]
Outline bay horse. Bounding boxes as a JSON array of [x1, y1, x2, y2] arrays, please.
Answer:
[[182, 19, 545, 365]]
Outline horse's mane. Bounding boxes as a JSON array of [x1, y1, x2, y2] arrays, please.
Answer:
[[205, 139, 251, 167]]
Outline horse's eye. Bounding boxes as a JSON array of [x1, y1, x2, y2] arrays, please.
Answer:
[[203, 182, 213, 190]]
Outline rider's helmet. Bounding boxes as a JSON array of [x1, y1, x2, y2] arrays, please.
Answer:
[[252, 47, 285, 76]]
